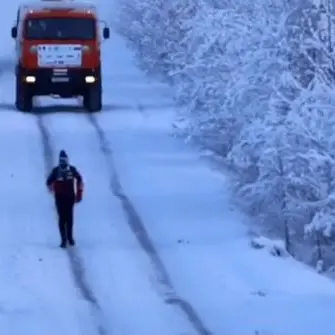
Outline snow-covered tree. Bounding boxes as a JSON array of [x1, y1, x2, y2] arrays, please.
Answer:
[[117, 0, 335, 270]]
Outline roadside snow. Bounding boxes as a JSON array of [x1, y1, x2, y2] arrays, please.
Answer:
[[250, 236, 289, 257], [93, 28, 335, 334]]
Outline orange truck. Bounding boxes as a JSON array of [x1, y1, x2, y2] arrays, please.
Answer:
[[11, 0, 110, 112]]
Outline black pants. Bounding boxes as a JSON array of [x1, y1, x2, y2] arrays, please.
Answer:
[[55, 197, 75, 243]]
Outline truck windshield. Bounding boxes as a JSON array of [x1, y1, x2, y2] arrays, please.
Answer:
[[24, 17, 96, 40]]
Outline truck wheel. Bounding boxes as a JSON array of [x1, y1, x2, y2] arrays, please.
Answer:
[[83, 83, 102, 112], [15, 76, 33, 112]]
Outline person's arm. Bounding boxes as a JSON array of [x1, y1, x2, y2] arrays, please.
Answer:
[[72, 166, 83, 184], [46, 167, 57, 191], [71, 166, 84, 201]]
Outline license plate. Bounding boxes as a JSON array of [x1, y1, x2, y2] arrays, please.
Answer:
[[51, 77, 69, 82]]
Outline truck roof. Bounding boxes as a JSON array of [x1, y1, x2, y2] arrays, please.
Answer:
[[18, 0, 97, 20]]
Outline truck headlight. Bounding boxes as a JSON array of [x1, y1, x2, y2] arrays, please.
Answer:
[[85, 76, 95, 83], [25, 76, 36, 83]]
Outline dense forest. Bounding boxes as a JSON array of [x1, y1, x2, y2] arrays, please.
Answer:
[[116, 0, 335, 275]]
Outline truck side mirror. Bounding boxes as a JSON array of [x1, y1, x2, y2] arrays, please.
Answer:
[[103, 27, 110, 39], [11, 26, 17, 39]]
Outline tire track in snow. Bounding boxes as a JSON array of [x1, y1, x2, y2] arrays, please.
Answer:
[[87, 114, 212, 335], [36, 114, 109, 335]]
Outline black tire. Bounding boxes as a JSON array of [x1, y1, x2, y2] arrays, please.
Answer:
[[83, 82, 102, 112], [15, 75, 33, 112]]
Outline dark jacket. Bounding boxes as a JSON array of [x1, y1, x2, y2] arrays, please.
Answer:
[[46, 165, 83, 200]]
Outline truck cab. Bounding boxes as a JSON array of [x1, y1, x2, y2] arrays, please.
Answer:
[[11, 1, 110, 112]]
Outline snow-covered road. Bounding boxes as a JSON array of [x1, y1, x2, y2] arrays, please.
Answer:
[[1, 0, 335, 334], [39, 111, 201, 335]]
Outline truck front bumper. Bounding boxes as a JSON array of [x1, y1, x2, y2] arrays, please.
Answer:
[[17, 66, 101, 97]]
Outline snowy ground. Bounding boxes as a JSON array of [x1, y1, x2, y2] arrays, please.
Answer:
[[1, 0, 335, 334]]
